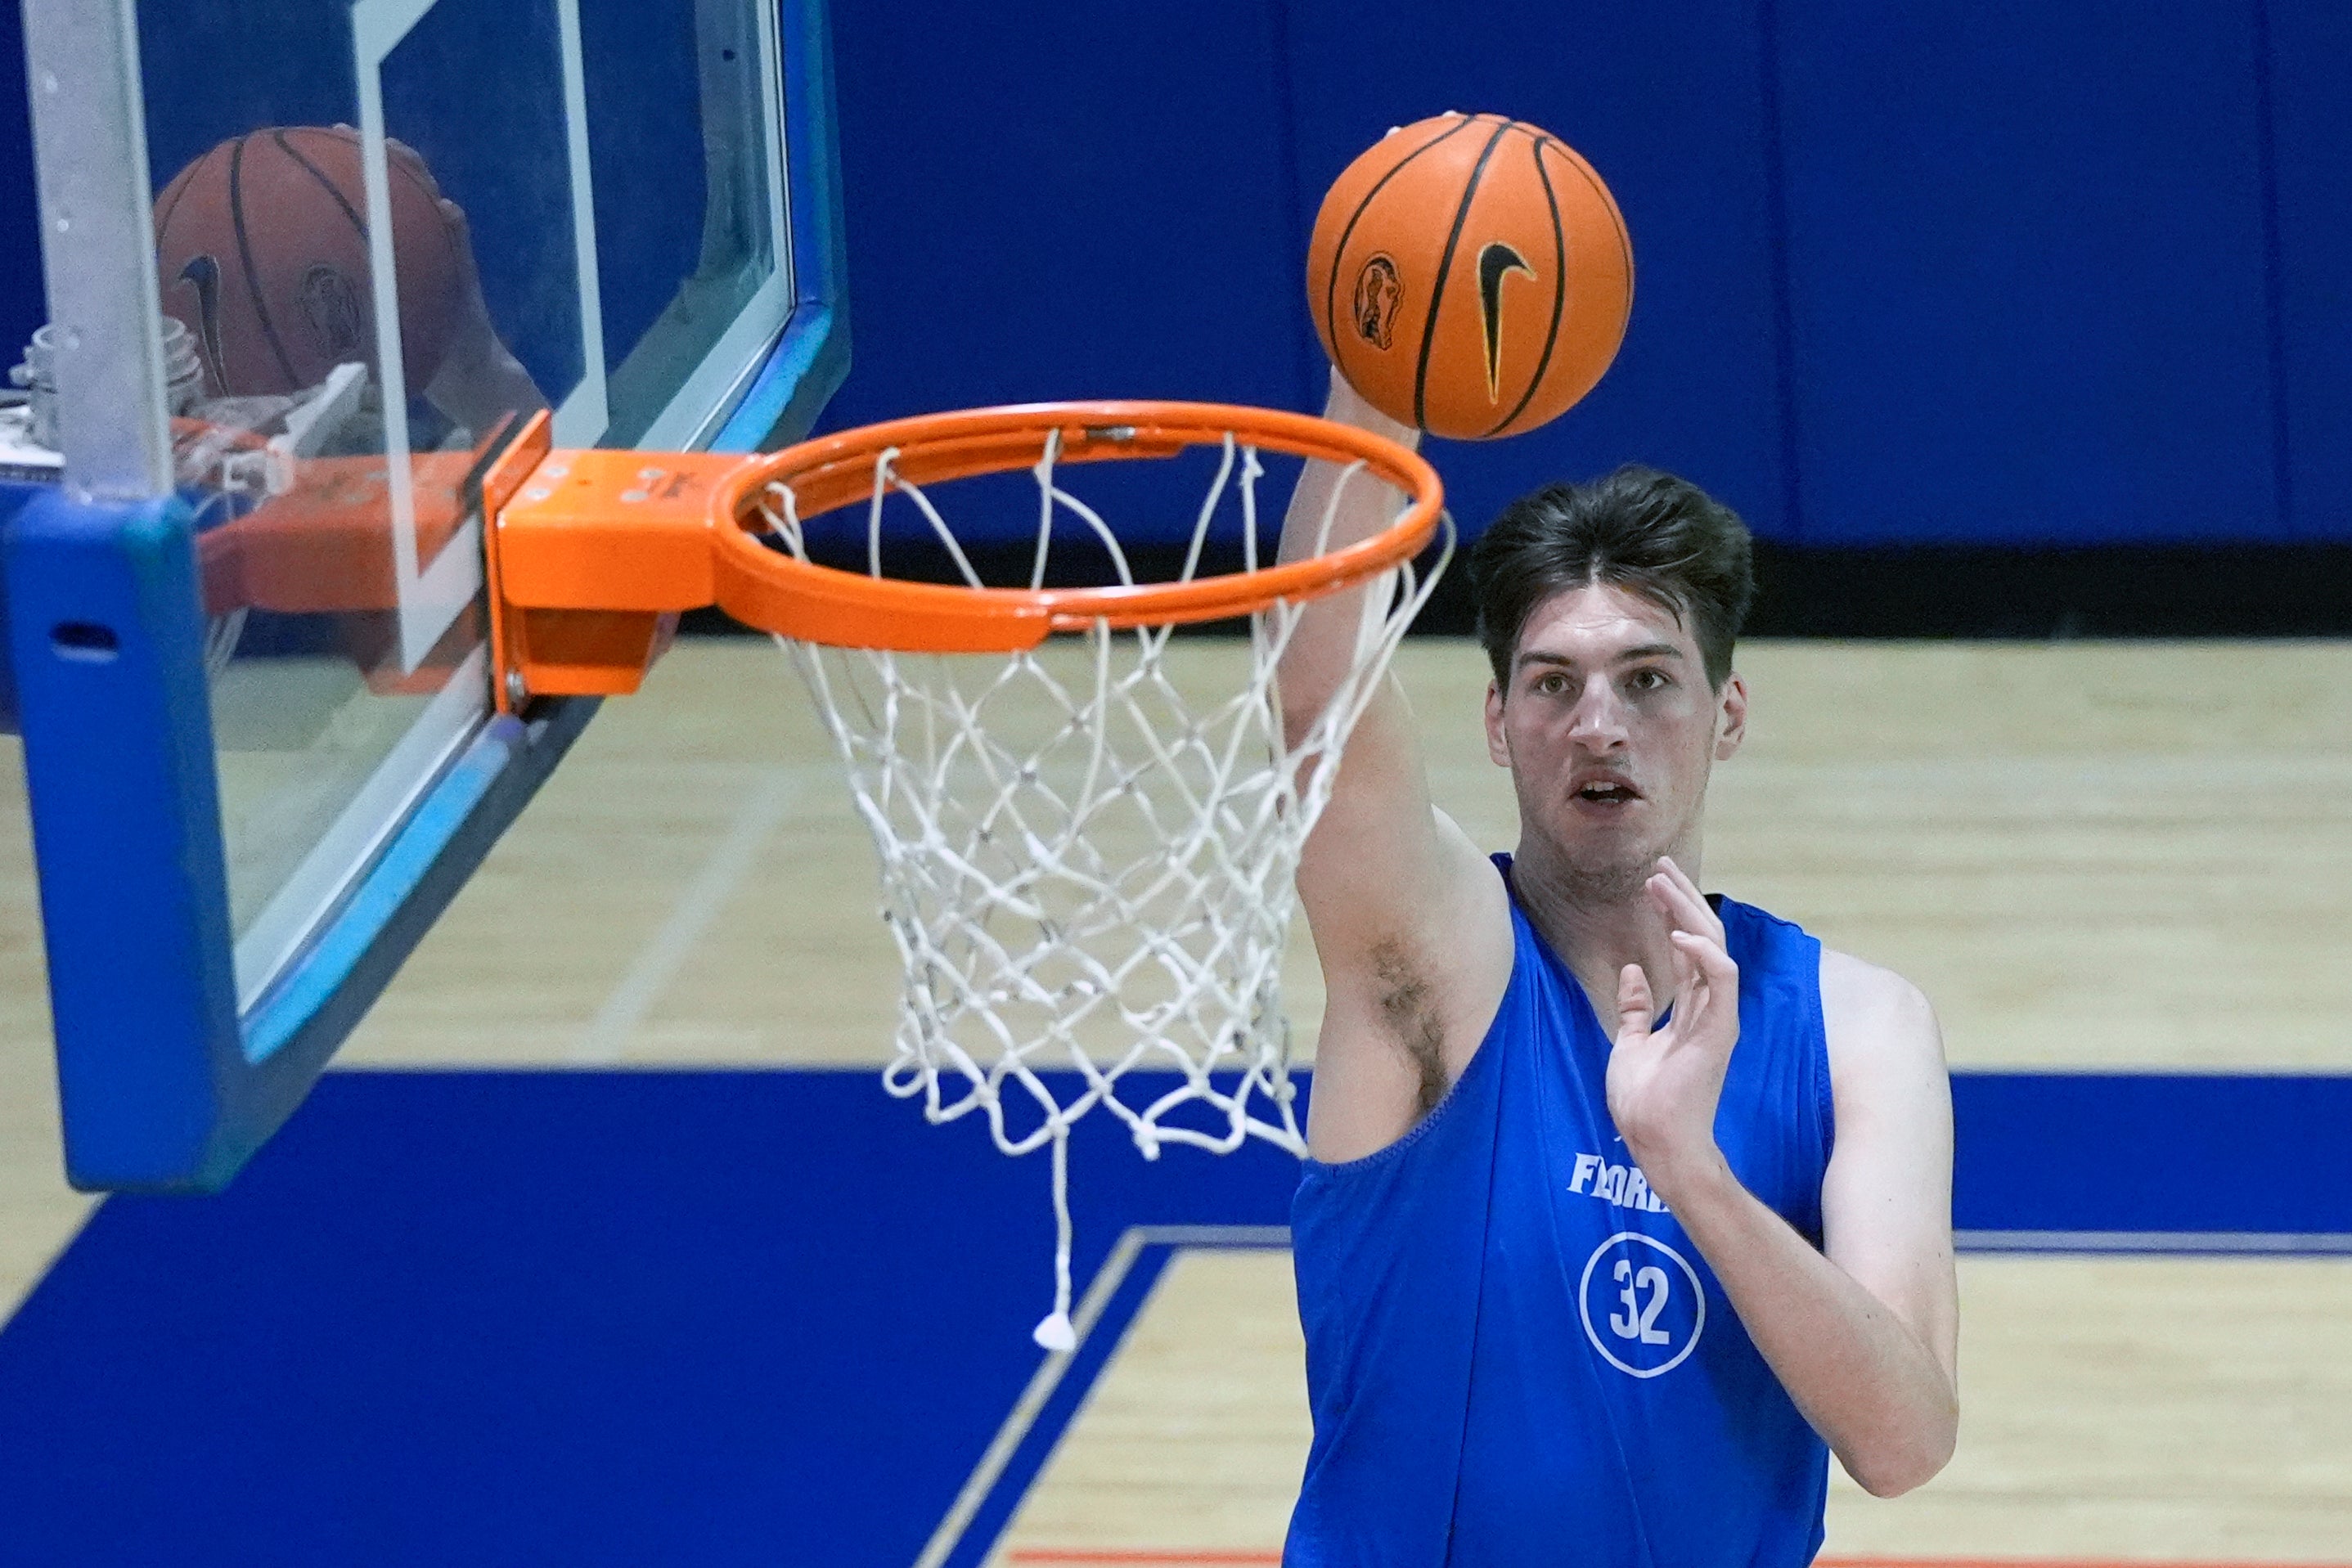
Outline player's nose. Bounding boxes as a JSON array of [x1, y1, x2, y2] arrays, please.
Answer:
[[1566, 683, 1630, 747]]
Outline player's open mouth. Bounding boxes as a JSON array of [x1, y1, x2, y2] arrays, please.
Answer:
[[1572, 780, 1640, 806]]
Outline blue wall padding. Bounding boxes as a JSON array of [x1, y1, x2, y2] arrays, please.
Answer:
[[0, 7, 2348, 540], [818, 0, 1313, 424], [1774, 0, 2282, 546], [809, 0, 2350, 546], [3, 1067, 2349, 1566], [2269, 0, 2352, 540], [1950, 1072, 2352, 1234]]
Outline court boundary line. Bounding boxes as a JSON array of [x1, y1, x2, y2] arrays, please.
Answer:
[[912, 1225, 1291, 1568], [1002, 1556, 2352, 1568]]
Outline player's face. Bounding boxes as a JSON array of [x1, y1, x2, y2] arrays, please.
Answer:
[[1482, 582, 1747, 895]]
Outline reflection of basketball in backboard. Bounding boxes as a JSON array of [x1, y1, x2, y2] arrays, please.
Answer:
[[1307, 112, 1633, 441], [153, 127, 464, 398]]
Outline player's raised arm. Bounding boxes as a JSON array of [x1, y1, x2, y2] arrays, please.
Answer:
[[1275, 371, 1429, 739], [1282, 114, 1626, 1162], [1279, 372, 1513, 1162]]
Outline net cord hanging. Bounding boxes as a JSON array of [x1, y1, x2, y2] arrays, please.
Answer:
[[758, 425, 1450, 1350]]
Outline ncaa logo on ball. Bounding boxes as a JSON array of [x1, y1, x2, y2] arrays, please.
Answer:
[[1351, 254, 1401, 349], [1578, 1232, 1707, 1377]]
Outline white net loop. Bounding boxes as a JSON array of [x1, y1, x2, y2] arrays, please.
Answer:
[[756, 424, 1449, 1349]]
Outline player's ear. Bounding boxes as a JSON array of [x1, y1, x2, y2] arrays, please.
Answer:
[[1485, 678, 1511, 767], [1714, 670, 1748, 760]]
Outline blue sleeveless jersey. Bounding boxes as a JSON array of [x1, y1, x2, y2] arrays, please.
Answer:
[[1287, 856, 1836, 1567]]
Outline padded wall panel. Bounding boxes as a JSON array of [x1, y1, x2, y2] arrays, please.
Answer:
[[2269, 0, 2352, 540], [1775, 0, 2282, 545], [815, 0, 1310, 431], [1284, 1, 1792, 538]]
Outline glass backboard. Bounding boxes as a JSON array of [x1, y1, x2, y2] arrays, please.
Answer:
[[7, 0, 847, 1187]]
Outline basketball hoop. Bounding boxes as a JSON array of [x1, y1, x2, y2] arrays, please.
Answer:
[[488, 401, 1447, 1349]]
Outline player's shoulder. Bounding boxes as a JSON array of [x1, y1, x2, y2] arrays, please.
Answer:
[[1816, 946, 1945, 1080], [1818, 946, 1929, 1014]]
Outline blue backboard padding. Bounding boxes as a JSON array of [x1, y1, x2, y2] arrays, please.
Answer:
[[2, 483, 606, 1192], [0, 488, 586, 1189], [1, 1067, 2346, 1564], [1950, 1072, 2352, 1236], [0, 478, 49, 730], [2270, 0, 2352, 539], [5, 490, 243, 1187]]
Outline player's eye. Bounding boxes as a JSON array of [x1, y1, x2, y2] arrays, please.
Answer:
[[1627, 667, 1671, 693]]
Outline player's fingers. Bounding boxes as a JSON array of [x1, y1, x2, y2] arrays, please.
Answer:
[[399, 142, 452, 200], [1644, 869, 1689, 932], [1615, 962, 1653, 1041], [1667, 932, 1699, 1011], [1648, 867, 1716, 942], [1657, 855, 1704, 914], [1654, 857, 1725, 940], [1671, 928, 1739, 999]]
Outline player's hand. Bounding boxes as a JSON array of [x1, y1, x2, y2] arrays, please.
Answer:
[[1322, 366, 1422, 450], [420, 195, 549, 432], [428, 196, 497, 359], [1605, 856, 1740, 1198], [328, 124, 547, 431]]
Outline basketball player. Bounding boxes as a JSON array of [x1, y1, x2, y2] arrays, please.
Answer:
[[1278, 371, 1959, 1566]]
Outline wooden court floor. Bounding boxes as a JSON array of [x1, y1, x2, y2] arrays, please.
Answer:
[[6, 636, 2352, 1561]]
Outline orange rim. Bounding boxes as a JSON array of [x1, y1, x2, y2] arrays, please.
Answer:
[[706, 400, 1444, 653]]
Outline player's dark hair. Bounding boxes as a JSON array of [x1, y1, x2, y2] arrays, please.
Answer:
[[1470, 465, 1754, 692]]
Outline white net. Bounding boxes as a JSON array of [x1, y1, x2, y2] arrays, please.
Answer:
[[753, 423, 1448, 1349]]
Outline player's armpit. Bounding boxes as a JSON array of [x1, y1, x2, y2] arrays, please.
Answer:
[[1298, 793, 1512, 1164], [1818, 950, 1961, 1415]]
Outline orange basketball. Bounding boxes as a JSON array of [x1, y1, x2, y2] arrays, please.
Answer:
[[1307, 113, 1633, 441], [154, 126, 465, 399]]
